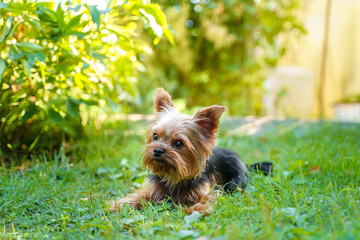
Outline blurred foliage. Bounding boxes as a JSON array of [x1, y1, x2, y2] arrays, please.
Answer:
[[340, 94, 360, 103], [0, 0, 305, 158], [137, 0, 305, 115], [0, 0, 172, 157]]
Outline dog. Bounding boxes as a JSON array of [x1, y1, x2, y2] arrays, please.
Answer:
[[109, 88, 272, 214]]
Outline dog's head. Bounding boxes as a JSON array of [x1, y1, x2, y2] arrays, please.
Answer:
[[142, 88, 226, 184]]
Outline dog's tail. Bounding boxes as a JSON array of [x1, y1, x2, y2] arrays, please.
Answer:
[[249, 162, 273, 176]]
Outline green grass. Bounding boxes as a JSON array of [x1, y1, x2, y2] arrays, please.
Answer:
[[1, 120, 360, 239]]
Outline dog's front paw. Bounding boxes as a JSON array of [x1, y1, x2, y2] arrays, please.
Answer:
[[108, 195, 144, 212], [186, 202, 213, 216], [108, 199, 124, 212]]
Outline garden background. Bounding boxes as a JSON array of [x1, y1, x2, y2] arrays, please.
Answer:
[[0, 0, 359, 239]]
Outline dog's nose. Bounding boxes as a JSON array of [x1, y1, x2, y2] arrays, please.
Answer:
[[153, 148, 165, 158]]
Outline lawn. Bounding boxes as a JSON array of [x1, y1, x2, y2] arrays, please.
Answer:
[[1, 120, 359, 239]]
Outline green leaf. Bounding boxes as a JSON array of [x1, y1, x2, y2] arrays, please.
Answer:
[[68, 5, 81, 12], [66, 14, 83, 30], [22, 104, 37, 122], [66, 98, 80, 117], [139, 8, 163, 38], [16, 42, 44, 53], [87, 5, 100, 29], [68, 97, 83, 105], [33, 52, 46, 62], [184, 211, 201, 224], [9, 45, 25, 61], [120, 215, 147, 225], [163, 27, 174, 45], [0, 58, 5, 81], [66, 31, 87, 38], [105, 97, 117, 112], [79, 94, 99, 105], [28, 135, 40, 152], [177, 230, 200, 239], [109, 173, 123, 180], [36, 7, 57, 23], [21, 59, 31, 76], [0, 16, 13, 43], [105, 24, 131, 40], [0, 2, 8, 9], [27, 18, 43, 31], [7, 1, 36, 12], [289, 160, 307, 171], [6, 21, 19, 41], [56, 5, 65, 32], [135, 4, 166, 26], [28, 54, 36, 68], [48, 107, 63, 123], [28, 52, 46, 68], [91, 52, 106, 61], [80, 223, 94, 230]]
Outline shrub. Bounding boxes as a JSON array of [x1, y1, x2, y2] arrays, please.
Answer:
[[0, 0, 172, 158], [138, 0, 305, 115]]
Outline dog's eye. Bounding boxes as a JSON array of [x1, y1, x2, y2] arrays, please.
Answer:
[[153, 133, 159, 141], [172, 140, 184, 149]]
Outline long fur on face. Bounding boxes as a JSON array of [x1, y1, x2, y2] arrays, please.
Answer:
[[142, 88, 226, 186]]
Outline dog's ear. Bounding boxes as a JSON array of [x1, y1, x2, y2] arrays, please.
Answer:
[[154, 88, 174, 112], [192, 105, 226, 136]]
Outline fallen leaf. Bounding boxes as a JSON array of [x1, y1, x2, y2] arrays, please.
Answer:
[[15, 161, 31, 171], [308, 165, 321, 174]]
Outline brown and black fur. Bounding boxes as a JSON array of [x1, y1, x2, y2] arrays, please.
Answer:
[[109, 88, 272, 215]]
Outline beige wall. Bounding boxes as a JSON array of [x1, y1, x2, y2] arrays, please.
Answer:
[[281, 0, 360, 118]]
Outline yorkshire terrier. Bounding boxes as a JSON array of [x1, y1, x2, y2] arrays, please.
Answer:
[[109, 88, 272, 214]]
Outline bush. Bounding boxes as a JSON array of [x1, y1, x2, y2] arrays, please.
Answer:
[[137, 0, 305, 115], [0, 0, 172, 158]]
